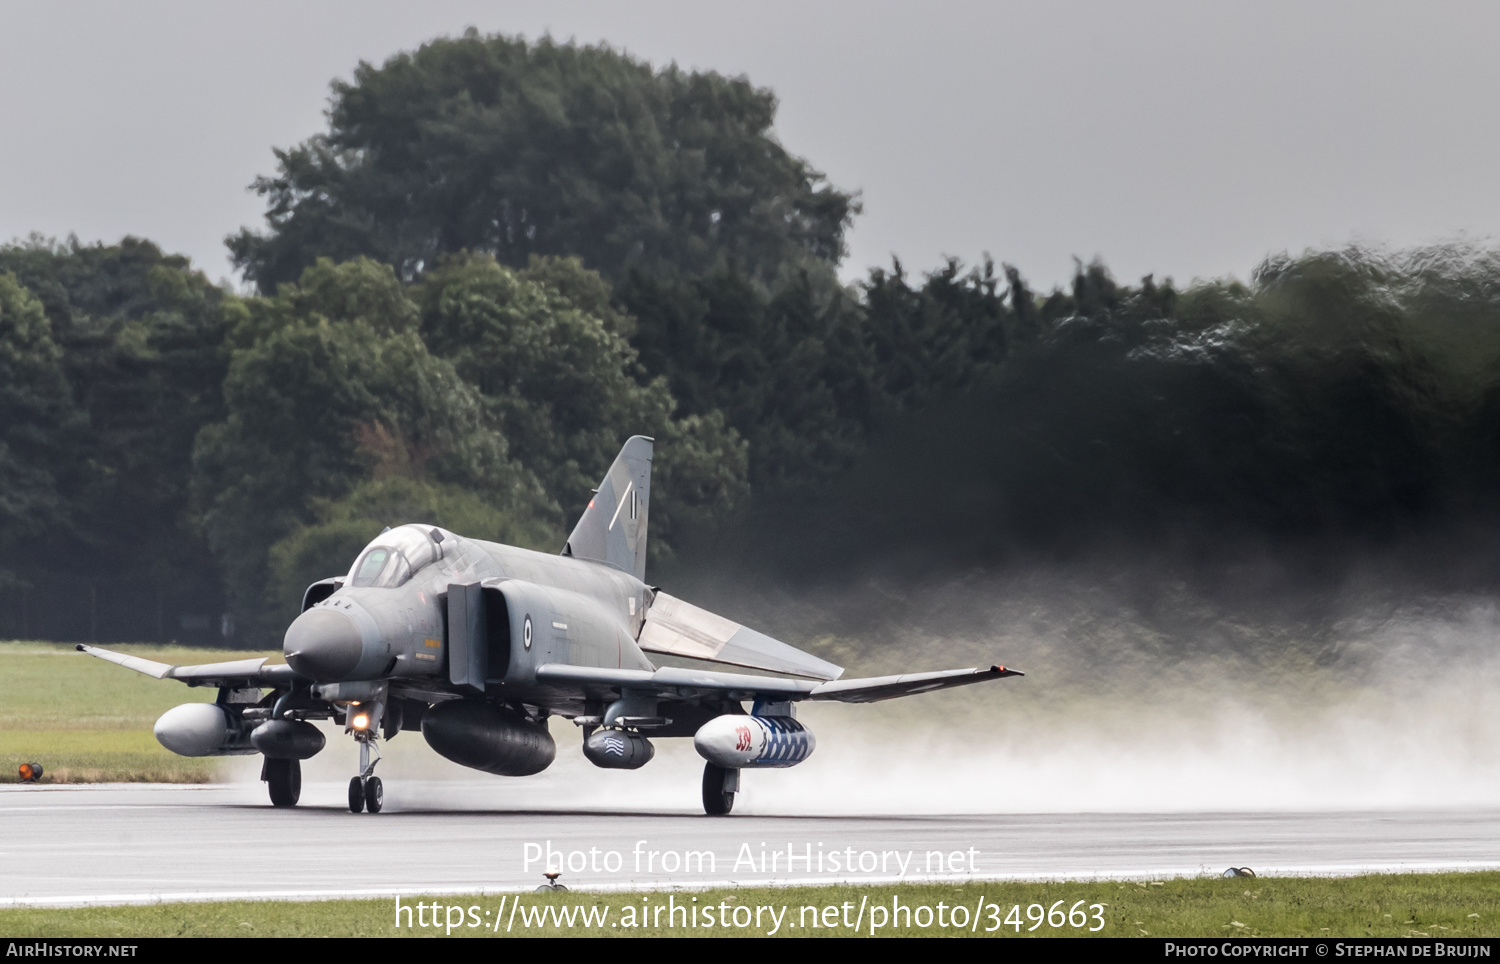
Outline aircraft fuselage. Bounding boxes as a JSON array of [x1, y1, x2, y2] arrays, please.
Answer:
[[286, 527, 657, 718]]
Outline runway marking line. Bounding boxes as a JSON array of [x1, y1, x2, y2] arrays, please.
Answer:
[[11, 862, 1500, 909]]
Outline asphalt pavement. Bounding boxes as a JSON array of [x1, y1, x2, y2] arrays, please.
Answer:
[[4, 781, 1498, 907]]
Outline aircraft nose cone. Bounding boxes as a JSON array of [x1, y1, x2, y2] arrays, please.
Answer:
[[284, 608, 364, 681]]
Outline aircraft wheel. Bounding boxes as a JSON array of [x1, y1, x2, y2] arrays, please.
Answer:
[[702, 763, 735, 816], [364, 776, 384, 814], [348, 776, 365, 813], [267, 759, 301, 808]]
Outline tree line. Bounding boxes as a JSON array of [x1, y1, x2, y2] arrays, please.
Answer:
[[4, 31, 1500, 645]]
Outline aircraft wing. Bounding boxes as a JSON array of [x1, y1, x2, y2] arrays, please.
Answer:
[[534, 662, 1020, 703], [638, 592, 844, 681], [76, 644, 298, 688], [803, 665, 1021, 702]]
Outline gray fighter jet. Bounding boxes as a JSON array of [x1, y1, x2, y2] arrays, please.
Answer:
[[80, 437, 1021, 814]]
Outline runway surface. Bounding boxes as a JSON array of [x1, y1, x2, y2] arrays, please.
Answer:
[[5, 782, 1500, 907]]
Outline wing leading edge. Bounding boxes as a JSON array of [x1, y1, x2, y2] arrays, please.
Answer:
[[535, 662, 1021, 704], [76, 644, 297, 687], [78, 641, 1018, 704]]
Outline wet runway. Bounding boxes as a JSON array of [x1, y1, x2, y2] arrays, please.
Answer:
[[4, 782, 1500, 907]]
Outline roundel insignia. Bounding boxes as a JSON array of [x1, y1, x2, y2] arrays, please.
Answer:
[[523, 615, 533, 650]]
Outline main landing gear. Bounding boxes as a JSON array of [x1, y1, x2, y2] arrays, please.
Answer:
[[348, 735, 383, 813], [265, 758, 302, 808], [702, 763, 739, 816]]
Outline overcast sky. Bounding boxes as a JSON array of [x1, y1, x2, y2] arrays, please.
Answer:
[[3, 1, 1498, 291]]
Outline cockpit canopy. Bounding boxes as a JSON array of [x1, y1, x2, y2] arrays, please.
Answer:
[[347, 524, 445, 589]]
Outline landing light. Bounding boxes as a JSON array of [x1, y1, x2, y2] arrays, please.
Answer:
[[352, 713, 371, 731]]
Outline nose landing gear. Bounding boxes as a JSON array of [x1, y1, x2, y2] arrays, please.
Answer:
[[348, 735, 383, 813]]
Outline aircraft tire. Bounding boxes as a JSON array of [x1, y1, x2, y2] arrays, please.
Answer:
[[348, 776, 365, 813], [266, 758, 301, 808], [364, 776, 384, 814], [702, 763, 735, 816]]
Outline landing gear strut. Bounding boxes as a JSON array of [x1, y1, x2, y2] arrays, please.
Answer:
[[702, 763, 738, 815], [349, 735, 383, 813], [265, 758, 301, 808]]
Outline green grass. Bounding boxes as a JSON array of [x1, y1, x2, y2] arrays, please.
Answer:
[[0, 641, 279, 783], [2, 874, 1499, 937]]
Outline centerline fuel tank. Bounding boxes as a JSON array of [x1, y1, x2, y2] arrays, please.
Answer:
[[420, 700, 555, 776]]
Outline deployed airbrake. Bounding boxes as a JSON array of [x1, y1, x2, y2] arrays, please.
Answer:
[[81, 437, 1021, 814]]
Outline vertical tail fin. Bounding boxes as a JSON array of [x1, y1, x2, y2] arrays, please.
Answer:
[[562, 436, 653, 580]]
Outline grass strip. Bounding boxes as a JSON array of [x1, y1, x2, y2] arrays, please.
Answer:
[[3, 873, 1500, 938], [0, 641, 277, 783]]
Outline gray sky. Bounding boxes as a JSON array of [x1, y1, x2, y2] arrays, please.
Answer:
[[3, 1, 1498, 291]]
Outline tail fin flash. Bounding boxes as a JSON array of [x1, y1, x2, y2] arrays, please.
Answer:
[[562, 436, 653, 580]]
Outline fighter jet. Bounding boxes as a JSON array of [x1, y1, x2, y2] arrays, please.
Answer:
[[80, 437, 1021, 814]]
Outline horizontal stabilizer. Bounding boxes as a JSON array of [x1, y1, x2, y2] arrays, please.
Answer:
[[638, 592, 843, 681], [535, 662, 1019, 703], [76, 644, 297, 687]]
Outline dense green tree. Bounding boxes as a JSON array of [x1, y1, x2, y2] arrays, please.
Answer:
[[0, 237, 230, 640], [192, 257, 551, 641], [862, 256, 1020, 408], [616, 256, 1042, 494], [0, 273, 79, 590], [415, 253, 748, 552], [617, 263, 873, 491], [745, 245, 1500, 576], [228, 30, 856, 293]]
